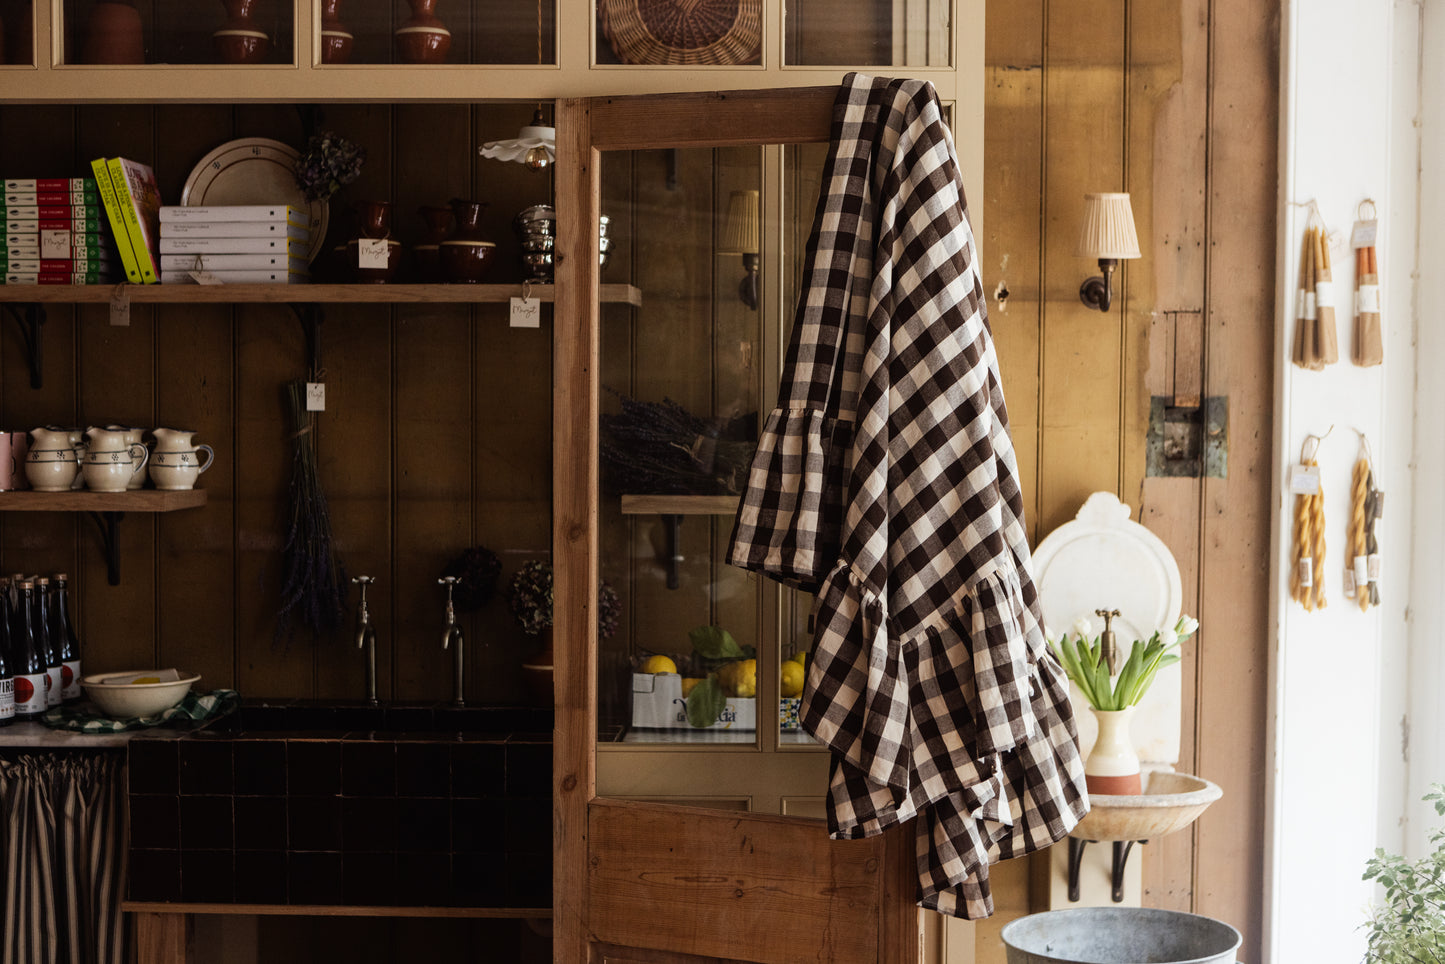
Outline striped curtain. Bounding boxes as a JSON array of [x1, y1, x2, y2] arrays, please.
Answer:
[[0, 753, 127, 964]]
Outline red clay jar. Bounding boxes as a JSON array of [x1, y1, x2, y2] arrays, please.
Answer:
[[81, 1, 144, 64], [213, 0, 270, 64], [320, 0, 352, 64], [395, 0, 450, 64], [440, 199, 496, 284]]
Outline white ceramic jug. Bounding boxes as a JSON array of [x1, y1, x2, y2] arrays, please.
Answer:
[[82, 426, 148, 493], [149, 428, 215, 491], [25, 426, 80, 492], [105, 424, 148, 489]]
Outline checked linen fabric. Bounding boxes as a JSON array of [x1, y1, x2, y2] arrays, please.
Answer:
[[727, 73, 1089, 918]]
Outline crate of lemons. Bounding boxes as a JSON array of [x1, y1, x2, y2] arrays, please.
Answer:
[[633, 625, 807, 730]]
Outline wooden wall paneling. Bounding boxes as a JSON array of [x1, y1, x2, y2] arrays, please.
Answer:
[[982, 0, 1044, 546], [75, 104, 158, 672], [1130, 0, 1208, 913], [153, 105, 241, 690], [1037, 0, 1128, 537], [1195, 0, 1278, 957], [309, 103, 393, 701], [391, 104, 473, 702], [0, 106, 81, 602], [628, 148, 716, 653]]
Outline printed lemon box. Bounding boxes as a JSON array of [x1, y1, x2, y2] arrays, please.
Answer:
[[630, 673, 801, 731]]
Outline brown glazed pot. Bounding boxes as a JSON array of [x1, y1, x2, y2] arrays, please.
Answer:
[[319, 0, 353, 64], [440, 199, 495, 284], [213, 0, 270, 64], [394, 0, 450, 64], [81, 1, 144, 64]]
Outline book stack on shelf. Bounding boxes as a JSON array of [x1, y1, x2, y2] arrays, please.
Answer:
[[2, 177, 123, 285], [159, 205, 312, 284], [91, 156, 162, 284]]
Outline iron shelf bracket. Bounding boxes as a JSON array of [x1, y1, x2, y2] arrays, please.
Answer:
[[87, 510, 127, 586], [1066, 837, 1143, 904], [3, 303, 47, 389]]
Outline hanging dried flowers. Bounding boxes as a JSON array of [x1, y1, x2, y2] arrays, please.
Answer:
[[293, 130, 366, 202]]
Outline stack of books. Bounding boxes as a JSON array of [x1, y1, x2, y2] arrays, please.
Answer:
[[159, 205, 312, 284], [91, 156, 162, 284], [2, 177, 123, 284]]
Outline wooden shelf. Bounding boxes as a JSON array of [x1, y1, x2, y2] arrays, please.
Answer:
[[0, 489, 207, 512], [0, 283, 642, 307], [619, 495, 740, 515], [122, 901, 550, 920]]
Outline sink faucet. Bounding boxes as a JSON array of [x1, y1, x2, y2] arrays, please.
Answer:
[[439, 576, 465, 706], [353, 575, 378, 704]]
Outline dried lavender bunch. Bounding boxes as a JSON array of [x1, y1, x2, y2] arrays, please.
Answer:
[[275, 379, 348, 645], [294, 130, 366, 202], [599, 389, 756, 496]]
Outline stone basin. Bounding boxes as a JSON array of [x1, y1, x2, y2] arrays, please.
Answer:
[[1072, 770, 1221, 842]]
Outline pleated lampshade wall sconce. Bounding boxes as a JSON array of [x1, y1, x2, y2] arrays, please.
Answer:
[[1077, 192, 1142, 312], [718, 189, 761, 310]]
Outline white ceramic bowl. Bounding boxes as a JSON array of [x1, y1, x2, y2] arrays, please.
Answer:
[[81, 670, 200, 718]]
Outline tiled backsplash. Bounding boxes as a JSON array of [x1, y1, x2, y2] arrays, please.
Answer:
[[126, 711, 553, 908]]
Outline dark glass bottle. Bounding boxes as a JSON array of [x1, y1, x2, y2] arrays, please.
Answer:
[[33, 576, 61, 709], [53, 573, 81, 703], [0, 577, 14, 726], [10, 580, 48, 720]]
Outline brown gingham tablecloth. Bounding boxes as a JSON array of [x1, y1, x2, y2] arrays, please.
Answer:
[[727, 72, 1089, 919]]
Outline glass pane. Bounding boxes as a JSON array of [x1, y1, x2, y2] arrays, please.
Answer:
[[324, 0, 557, 67], [596, 146, 768, 747], [594, 0, 761, 67], [785, 0, 952, 66], [62, 0, 296, 65], [1, 1, 35, 65]]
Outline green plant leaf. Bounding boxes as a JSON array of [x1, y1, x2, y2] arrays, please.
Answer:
[[685, 676, 727, 728], [688, 625, 745, 659]]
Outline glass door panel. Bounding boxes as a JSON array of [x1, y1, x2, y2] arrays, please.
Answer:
[[784, 0, 951, 66]]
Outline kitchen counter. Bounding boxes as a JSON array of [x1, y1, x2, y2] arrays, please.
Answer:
[[0, 719, 190, 749]]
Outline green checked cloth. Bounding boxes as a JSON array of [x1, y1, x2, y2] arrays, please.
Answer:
[[41, 689, 240, 733]]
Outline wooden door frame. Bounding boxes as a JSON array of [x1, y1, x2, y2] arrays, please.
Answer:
[[553, 86, 918, 963]]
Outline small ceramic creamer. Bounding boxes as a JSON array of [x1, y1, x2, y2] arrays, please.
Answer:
[[82, 426, 148, 493], [149, 428, 215, 491], [25, 426, 80, 492]]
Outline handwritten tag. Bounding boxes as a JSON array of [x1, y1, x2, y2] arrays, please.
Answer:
[[306, 382, 325, 412], [357, 238, 389, 269], [1351, 219, 1379, 248], [109, 291, 130, 327], [1297, 556, 1313, 588], [510, 296, 541, 328], [40, 229, 68, 259], [1289, 464, 1320, 495], [188, 269, 223, 285]]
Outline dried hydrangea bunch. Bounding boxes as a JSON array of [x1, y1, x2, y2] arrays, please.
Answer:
[[294, 130, 366, 202], [508, 560, 623, 640]]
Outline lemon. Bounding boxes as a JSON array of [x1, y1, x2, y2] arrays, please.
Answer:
[[780, 661, 804, 698], [718, 658, 757, 698], [131, 677, 161, 685], [680, 677, 704, 697], [641, 654, 677, 675], [788, 651, 809, 669]]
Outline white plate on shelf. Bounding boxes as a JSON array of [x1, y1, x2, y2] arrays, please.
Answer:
[[180, 137, 328, 264]]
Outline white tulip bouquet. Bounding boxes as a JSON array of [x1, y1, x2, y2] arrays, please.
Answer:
[[1049, 613, 1199, 711]]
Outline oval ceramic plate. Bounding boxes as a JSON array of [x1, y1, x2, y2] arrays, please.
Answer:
[[180, 137, 328, 264]]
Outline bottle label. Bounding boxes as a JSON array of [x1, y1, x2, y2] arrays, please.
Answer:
[[62, 660, 82, 700], [0, 678, 14, 720], [46, 667, 62, 708], [14, 673, 48, 716]]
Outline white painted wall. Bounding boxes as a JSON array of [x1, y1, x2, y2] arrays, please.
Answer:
[[1267, 1, 1420, 961]]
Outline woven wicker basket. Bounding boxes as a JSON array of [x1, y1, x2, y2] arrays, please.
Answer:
[[599, 0, 761, 66]]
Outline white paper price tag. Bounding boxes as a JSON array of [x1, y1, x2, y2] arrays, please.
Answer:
[[109, 291, 130, 327], [1343, 568, 1356, 597], [40, 229, 68, 259], [357, 238, 389, 269], [1328, 228, 1349, 258], [1351, 219, 1379, 248], [188, 269, 223, 285], [1297, 556, 1313, 588], [306, 382, 326, 412], [510, 296, 541, 328], [1289, 464, 1320, 494]]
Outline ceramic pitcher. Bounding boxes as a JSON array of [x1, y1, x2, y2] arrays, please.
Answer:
[[105, 425, 148, 489], [82, 426, 148, 493], [25, 426, 80, 492], [149, 428, 215, 491]]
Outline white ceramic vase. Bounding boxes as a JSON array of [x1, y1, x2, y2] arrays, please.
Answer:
[[1085, 705, 1143, 796]]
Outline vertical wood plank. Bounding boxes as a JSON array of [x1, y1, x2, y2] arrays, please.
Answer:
[[135, 911, 193, 964], [1196, 0, 1278, 957]]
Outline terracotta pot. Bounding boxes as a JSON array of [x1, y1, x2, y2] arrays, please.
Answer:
[[1084, 705, 1143, 796], [319, 0, 352, 64], [440, 199, 495, 283], [213, 0, 269, 64], [81, 1, 144, 65], [395, 0, 450, 64], [520, 627, 555, 706]]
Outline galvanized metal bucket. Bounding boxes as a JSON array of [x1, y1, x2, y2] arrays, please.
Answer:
[[1001, 907, 1241, 964]]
